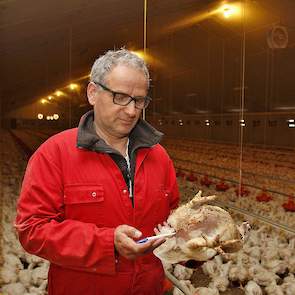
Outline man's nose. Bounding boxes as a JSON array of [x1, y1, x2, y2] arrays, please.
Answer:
[[125, 100, 137, 117]]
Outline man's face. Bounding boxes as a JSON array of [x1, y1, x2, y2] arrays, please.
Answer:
[[88, 64, 148, 139]]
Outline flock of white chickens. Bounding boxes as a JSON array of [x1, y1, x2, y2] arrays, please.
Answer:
[[1, 130, 294, 295], [1, 131, 49, 295]]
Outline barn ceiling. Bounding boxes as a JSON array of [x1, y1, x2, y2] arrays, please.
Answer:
[[1, 0, 294, 116]]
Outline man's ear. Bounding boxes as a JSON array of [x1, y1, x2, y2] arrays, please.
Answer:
[[87, 82, 97, 106]]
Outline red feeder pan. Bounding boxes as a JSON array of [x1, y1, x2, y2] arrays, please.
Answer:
[[187, 172, 197, 182], [256, 191, 272, 202], [282, 197, 295, 212], [216, 181, 230, 191], [200, 175, 213, 187], [235, 185, 250, 197]]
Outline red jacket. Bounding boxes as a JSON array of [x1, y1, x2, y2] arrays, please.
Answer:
[[16, 118, 179, 295]]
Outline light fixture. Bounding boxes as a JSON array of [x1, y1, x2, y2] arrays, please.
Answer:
[[69, 83, 78, 90], [55, 90, 63, 97], [41, 99, 47, 104], [48, 96, 53, 100], [37, 113, 43, 120], [53, 114, 59, 120], [219, 4, 239, 19]]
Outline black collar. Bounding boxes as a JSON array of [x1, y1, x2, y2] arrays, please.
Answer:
[[77, 110, 163, 155]]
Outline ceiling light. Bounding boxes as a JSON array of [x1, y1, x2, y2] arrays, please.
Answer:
[[227, 108, 248, 112], [274, 106, 295, 110], [220, 4, 239, 19], [69, 83, 78, 90], [55, 90, 63, 97]]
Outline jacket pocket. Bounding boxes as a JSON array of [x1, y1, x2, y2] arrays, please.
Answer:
[[64, 184, 104, 204], [64, 184, 105, 223]]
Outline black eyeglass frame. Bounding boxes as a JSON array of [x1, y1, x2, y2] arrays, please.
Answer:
[[93, 81, 152, 110]]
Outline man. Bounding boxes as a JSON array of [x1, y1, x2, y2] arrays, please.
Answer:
[[16, 49, 179, 295]]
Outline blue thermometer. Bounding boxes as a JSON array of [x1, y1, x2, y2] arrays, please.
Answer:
[[137, 232, 176, 244]]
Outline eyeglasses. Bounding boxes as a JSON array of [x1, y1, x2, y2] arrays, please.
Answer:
[[94, 82, 152, 110]]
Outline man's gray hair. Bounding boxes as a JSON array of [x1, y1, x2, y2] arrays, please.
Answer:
[[90, 49, 150, 88]]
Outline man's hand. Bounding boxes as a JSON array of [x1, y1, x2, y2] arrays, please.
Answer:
[[114, 225, 165, 260]]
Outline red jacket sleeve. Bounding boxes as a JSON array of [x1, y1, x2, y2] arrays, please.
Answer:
[[15, 150, 116, 275]]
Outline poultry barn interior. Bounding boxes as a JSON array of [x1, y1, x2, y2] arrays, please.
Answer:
[[1, 0, 295, 294]]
